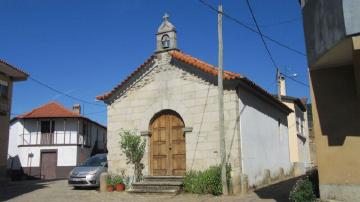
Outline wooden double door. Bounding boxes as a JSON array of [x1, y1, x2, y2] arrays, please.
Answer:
[[150, 112, 186, 176]]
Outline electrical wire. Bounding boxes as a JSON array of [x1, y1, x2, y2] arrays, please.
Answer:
[[281, 73, 309, 87], [198, 0, 306, 56], [245, 0, 277, 70], [29, 77, 105, 107]]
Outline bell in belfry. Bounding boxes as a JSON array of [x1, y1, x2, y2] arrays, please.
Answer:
[[161, 35, 170, 49]]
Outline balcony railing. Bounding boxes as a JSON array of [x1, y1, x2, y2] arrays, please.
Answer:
[[21, 132, 81, 146], [40, 133, 54, 145]]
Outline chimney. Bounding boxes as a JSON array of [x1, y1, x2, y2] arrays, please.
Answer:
[[73, 104, 81, 115], [280, 75, 287, 96]]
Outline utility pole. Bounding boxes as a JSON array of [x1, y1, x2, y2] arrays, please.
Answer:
[[277, 68, 282, 101], [218, 3, 228, 195]]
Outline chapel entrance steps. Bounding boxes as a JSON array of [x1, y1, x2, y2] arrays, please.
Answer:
[[128, 176, 184, 193]]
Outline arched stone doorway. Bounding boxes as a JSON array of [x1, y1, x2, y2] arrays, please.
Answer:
[[149, 110, 186, 176]]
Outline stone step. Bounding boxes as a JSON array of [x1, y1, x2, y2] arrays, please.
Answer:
[[129, 184, 181, 193], [127, 189, 178, 194], [143, 176, 184, 182], [128, 176, 184, 194], [131, 184, 181, 191], [132, 181, 183, 186]]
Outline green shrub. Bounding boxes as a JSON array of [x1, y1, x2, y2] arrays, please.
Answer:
[[184, 164, 231, 195], [106, 178, 114, 186], [289, 177, 316, 202], [112, 175, 123, 185], [119, 129, 146, 182]]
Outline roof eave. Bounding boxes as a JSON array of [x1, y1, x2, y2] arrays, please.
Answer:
[[0, 61, 29, 81], [238, 78, 293, 114]]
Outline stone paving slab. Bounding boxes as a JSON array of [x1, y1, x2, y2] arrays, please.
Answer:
[[0, 179, 294, 202]]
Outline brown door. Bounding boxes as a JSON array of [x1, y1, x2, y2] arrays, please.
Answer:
[[40, 151, 57, 179], [150, 112, 186, 176]]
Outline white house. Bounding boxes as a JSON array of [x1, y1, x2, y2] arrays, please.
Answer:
[[277, 77, 311, 175], [96, 15, 293, 193], [7, 102, 107, 179]]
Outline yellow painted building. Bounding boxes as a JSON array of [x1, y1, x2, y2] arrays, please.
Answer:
[[0, 60, 28, 181], [301, 1, 360, 201]]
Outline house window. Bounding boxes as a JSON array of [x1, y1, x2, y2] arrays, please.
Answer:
[[40, 120, 55, 144], [82, 122, 91, 146], [301, 120, 304, 135], [0, 80, 9, 115], [296, 118, 300, 134], [0, 80, 8, 99], [41, 120, 55, 133], [82, 122, 87, 145]]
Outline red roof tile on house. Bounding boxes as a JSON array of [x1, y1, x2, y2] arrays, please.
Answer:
[[18, 102, 82, 118], [17, 102, 107, 129]]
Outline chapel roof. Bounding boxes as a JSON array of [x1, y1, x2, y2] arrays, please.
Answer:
[[96, 50, 292, 113]]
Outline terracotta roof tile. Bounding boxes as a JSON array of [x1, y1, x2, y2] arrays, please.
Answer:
[[18, 102, 81, 118], [169, 50, 241, 80], [17, 102, 107, 129], [96, 50, 291, 113]]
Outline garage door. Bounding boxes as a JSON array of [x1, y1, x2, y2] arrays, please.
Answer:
[[40, 151, 57, 179]]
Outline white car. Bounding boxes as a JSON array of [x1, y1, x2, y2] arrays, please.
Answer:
[[68, 154, 107, 187]]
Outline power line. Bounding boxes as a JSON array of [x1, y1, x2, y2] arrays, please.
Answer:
[[84, 110, 107, 115], [198, 0, 306, 56], [281, 73, 309, 87], [245, 0, 277, 70], [260, 17, 301, 28], [244, 0, 309, 89], [29, 77, 105, 107], [243, 17, 301, 29]]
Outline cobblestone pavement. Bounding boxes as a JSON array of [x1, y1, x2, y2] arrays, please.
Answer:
[[0, 178, 298, 202]]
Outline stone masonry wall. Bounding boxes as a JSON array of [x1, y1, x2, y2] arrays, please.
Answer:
[[106, 51, 241, 188]]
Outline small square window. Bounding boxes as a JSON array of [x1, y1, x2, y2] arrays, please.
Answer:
[[0, 83, 8, 98]]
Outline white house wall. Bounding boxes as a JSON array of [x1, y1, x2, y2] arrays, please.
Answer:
[[238, 89, 292, 187], [7, 118, 107, 178], [8, 120, 21, 158], [294, 104, 311, 173], [17, 146, 78, 168], [283, 100, 311, 175], [20, 119, 79, 145]]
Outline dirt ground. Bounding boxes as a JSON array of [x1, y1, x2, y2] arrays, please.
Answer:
[[0, 178, 300, 202]]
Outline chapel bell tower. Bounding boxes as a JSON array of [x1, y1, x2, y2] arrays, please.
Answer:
[[156, 13, 177, 52]]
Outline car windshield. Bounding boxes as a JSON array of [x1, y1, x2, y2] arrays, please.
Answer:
[[81, 155, 107, 167]]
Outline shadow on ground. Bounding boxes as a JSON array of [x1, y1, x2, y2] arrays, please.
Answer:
[[254, 176, 303, 202], [0, 179, 58, 201]]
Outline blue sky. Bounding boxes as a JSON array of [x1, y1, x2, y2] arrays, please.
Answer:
[[1, 0, 308, 125]]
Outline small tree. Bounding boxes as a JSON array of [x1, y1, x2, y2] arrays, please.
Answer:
[[119, 129, 146, 182]]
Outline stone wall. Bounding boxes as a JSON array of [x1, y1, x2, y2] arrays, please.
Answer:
[[106, 52, 240, 185], [106, 51, 292, 194]]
